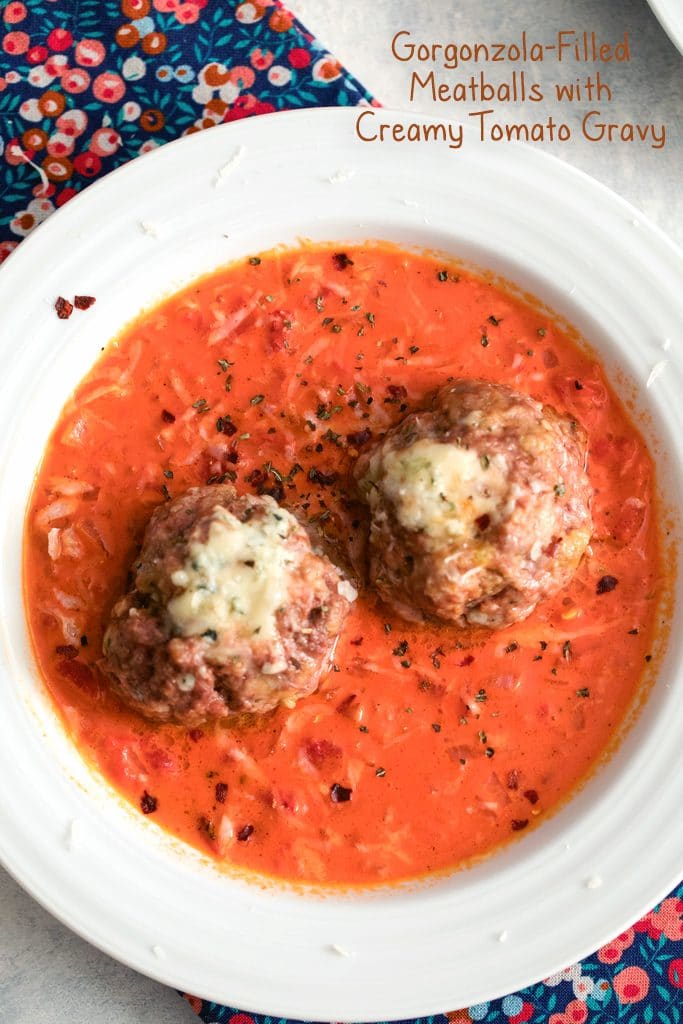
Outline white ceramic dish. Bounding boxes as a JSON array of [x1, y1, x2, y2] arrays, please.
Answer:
[[646, 0, 683, 55], [0, 108, 682, 1022]]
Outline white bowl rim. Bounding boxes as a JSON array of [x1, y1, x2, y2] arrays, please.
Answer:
[[0, 107, 682, 1021]]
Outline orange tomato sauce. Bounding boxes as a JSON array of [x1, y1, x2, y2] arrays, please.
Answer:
[[23, 242, 663, 885]]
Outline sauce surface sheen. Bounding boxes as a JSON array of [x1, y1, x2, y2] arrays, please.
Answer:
[[24, 242, 662, 885]]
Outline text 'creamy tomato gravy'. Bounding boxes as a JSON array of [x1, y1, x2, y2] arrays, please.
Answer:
[[23, 242, 664, 885]]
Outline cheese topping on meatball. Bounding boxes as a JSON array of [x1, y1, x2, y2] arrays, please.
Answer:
[[168, 504, 298, 641], [364, 439, 509, 544]]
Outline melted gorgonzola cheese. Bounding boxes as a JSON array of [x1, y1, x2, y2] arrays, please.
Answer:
[[369, 439, 508, 542], [167, 504, 299, 640]]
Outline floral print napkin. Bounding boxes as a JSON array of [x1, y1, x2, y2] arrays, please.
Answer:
[[1, 3, 681, 1023]]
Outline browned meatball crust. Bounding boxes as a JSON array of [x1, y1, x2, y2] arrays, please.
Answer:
[[354, 379, 592, 628], [101, 486, 354, 725]]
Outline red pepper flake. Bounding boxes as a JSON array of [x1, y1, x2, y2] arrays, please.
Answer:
[[504, 641, 519, 653], [459, 654, 475, 667], [188, 728, 204, 742], [74, 295, 96, 310], [330, 783, 352, 803], [237, 824, 254, 841], [506, 769, 520, 791], [596, 575, 618, 595], [523, 789, 539, 805], [349, 636, 363, 646], [140, 791, 158, 814], [55, 644, 79, 659], [332, 252, 354, 270], [55, 296, 73, 319], [336, 693, 358, 717], [511, 819, 529, 831], [215, 782, 228, 804], [198, 815, 216, 840], [474, 513, 490, 532], [161, 409, 176, 423]]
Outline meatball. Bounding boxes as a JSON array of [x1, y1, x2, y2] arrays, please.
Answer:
[[101, 486, 355, 725], [354, 379, 592, 628]]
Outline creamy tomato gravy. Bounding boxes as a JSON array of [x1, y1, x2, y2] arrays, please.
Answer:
[[24, 243, 663, 884]]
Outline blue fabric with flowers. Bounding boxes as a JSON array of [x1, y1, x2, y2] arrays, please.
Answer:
[[1, 3, 681, 1023]]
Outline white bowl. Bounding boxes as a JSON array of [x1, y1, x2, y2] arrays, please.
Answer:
[[0, 108, 682, 1022], [646, 0, 683, 54]]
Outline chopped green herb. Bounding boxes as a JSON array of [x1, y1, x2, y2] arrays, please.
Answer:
[[480, 454, 490, 469], [250, 394, 264, 406], [485, 747, 495, 758], [217, 359, 233, 372], [365, 312, 375, 327], [475, 688, 487, 703], [487, 315, 501, 326], [163, 469, 174, 479], [480, 335, 489, 348], [375, 767, 386, 777], [322, 316, 334, 327], [431, 723, 441, 733], [409, 345, 420, 354], [562, 640, 572, 661], [315, 295, 324, 312], [331, 324, 342, 333], [437, 269, 448, 282], [554, 482, 566, 497], [537, 327, 546, 337], [576, 687, 590, 698], [248, 256, 261, 266]]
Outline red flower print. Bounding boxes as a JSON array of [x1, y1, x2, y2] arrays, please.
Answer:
[[47, 28, 73, 51], [288, 47, 311, 68], [228, 65, 255, 88], [92, 72, 126, 103], [250, 47, 274, 70], [597, 942, 622, 964], [89, 127, 121, 157], [3, 31, 30, 55], [0, 240, 18, 264], [650, 897, 683, 940], [669, 959, 683, 988], [75, 39, 106, 67], [613, 966, 650, 1004], [56, 187, 77, 207], [176, 2, 200, 23], [229, 1015, 255, 1024], [3, 2, 27, 24], [62, 68, 91, 94], [73, 151, 102, 177], [27, 44, 48, 64], [564, 999, 588, 1024], [509, 1002, 533, 1024]]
